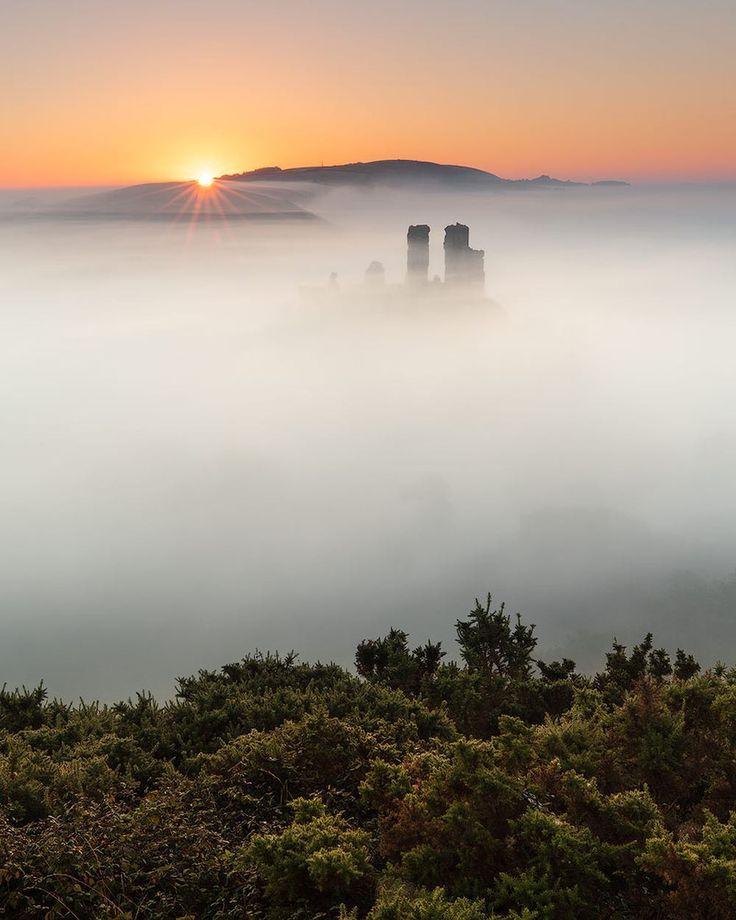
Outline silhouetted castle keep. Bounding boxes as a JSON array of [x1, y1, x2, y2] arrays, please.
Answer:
[[407, 224, 430, 285], [406, 223, 484, 288], [443, 223, 485, 287]]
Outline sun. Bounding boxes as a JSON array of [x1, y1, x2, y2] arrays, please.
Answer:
[[197, 171, 214, 188]]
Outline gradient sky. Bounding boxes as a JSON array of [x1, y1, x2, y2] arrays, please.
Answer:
[[2, 0, 735, 186]]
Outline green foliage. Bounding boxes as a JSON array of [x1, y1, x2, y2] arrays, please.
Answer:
[[456, 595, 537, 682], [0, 593, 731, 917], [641, 811, 736, 918], [355, 883, 502, 918], [356, 629, 445, 694], [595, 634, 701, 703], [246, 797, 374, 917], [0, 683, 47, 732], [674, 648, 701, 680]]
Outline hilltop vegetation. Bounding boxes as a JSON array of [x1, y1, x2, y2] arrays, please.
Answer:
[[0, 594, 734, 918]]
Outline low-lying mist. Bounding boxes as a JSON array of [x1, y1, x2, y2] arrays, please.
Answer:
[[1, 183, 735, 699]]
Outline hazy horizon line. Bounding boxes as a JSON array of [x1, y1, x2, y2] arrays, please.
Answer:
[[5, 156, 736, 192], [7, 179, 736, 193]]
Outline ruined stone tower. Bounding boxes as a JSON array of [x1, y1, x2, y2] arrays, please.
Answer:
[[407, 224, 430, 285], [443, 223, 485, 288]]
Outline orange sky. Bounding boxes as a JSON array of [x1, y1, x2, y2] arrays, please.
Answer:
[[2, 0, 735, 187]]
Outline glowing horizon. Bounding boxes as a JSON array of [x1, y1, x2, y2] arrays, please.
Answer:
[[2, 0, 735, 188]]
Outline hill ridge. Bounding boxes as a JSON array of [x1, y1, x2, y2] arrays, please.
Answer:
[[221, 158, 629, 188]]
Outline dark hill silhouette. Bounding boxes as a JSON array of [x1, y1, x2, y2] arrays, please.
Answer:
[[221, 158, 628, 189], [50, 180, 316, 220]]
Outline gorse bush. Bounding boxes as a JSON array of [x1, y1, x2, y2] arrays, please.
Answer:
[[1, 594, 735, 917]]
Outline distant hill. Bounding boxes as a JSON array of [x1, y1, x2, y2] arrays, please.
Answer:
[[221, 159, 629, 189], [17, 161, 628, 223], [49, 180, 316, 220]]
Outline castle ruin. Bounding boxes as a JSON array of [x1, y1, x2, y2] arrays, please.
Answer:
[[442, 223, 485, 288], [406, 223, 483, 289], [302, 222, 487, 306], [407, 224, 430, 285]]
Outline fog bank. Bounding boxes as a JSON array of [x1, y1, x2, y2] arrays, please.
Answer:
[[1, 183, 735, 698]]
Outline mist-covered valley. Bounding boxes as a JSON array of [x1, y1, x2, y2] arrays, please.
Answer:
[[1, 182, 735, 699]]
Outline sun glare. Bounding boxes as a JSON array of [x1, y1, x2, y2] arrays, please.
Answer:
[[197, 172, 214, 188]]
